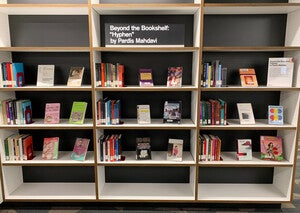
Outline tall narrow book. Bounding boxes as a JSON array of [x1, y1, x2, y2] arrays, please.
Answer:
[[69, 101, 88, 124], [71, 138, 90, 161]]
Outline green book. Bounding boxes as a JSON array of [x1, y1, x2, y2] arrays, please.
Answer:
[[69, 101, 88, 124]]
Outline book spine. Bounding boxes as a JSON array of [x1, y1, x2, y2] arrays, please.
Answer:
[[118, 64, 124, 87]]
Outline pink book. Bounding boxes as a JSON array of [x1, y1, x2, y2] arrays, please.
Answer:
[[44, 103, 60, 124], [42, 137, 59, 160]]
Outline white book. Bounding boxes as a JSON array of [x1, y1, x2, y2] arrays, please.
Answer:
[[267, 57, 294, 87], [37, 65, 55, 87], [237, 103, 255, 125], [137, 105, 151, 124], [167, 138, 183, 161]]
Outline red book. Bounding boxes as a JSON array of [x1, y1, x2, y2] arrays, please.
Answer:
[[118, 64, 124, 87], [22, 135, 34, 160], [101, 62, 106, 87]]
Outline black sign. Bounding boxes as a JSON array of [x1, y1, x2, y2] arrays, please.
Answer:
[[105, 23, 185, 47]]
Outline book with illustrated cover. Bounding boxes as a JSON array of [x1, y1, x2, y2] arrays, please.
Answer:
[[239, 68, 258, 87], [136, 137, 151, 160], [260, 135, 283, 161], [71, 138, 90, 161], [167, 66, 183, 87], [137, 104, 151, 124], [42, 137, 59, 160], [69, 101, 88, 124], [12, 62, 25, 87], [163, 101, 182, 124], [237, 103, 255, 125], [167, 138, 183, 161], [236, 139, 252, 161], [267, 57, 294, 87], [37, 65, 55, 87], [268, 105, 284, 125], [139, 68, 153, 87], [67, 67, 84, 86], [44, 103, 60, 124]]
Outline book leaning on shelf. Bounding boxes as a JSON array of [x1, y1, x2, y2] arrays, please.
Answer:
[[3, 134, 34, 161], [69, 101, 88, 124], [239, 68, 258, 87], [99, 134, 122, 162], [71, 138, 90, 161], [0, 99, 32, 125], [0, 62, 25, 87], [199, 134, 222, 162], [260, 135, 283, 161], [137, 104, 151, 124], [167, 66, 183, 87], [44, 103, 60, 124], [139, 68, 154, 87], [167, 139, 183, 161], [163, 101, 182, 124], [267, 57, 294, 87], [42, 137, 59, 160], [36, 65, 55, 87], [95, 62, 125, 87], [97, 98, 121, 125], [236, 139, 252, 161], [67, 66, 84, 87]]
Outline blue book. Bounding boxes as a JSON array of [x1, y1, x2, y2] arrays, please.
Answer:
[[12, 63, 25, 87]]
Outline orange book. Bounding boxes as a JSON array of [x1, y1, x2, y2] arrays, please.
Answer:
[[239, 68, 258, 87]]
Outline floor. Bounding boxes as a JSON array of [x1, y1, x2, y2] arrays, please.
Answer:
[[0, 153, 300, 212]]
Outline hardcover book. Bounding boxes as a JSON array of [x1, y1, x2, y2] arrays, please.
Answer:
[[42, 137, 59, 160], [167, 66, 183, 87], [44, 103, 60, 124], [236, 139, 252, 161], [260, 135, 283, 161], [139, 68, 153, 87], [69, 101, 88, 124], [136, 137, 151, 160], [163, 101, 182, 124], [137, 104, 151, 124], [167, 138, 183, 161], [21, 134, 34, 160], [239, 68, 258, 87], [12, 63, 25, 87], [67, 67, 84, 87], [71, 138, 90, 161], [36, 65, 55, 87], [237, 103, 255, 125], [268, 105, 284, 125], [267, 57, 294, 87]]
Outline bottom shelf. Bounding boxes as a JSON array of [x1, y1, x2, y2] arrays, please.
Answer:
[[99, 183, 195, 201], [198, 184, 289, 202], [5, 183, 96, 200]]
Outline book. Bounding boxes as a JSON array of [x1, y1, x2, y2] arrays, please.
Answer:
[[137, 104, 151, 124], [136, 137, 151, 160], [237, 103, 255, 125], [139, 68, 153, 87], [42, 137, 59, 160], [239, 68, 258, 87], [167, 138, 183, 161], [236, 139, 252, 160], [21, 134, 34, 160], [71, 138, 90, 161], [163, 101, 182, 124], [36, 65, 55, 87], [268, 105, 284, 125], [67, 67, 84, 86], [69, 101, 88, 124], [267, 57, 294, 87], [44, 103, 60, 124], [260, 135, 283, 161], [12, 62, 25, 87], [167, 66, 183, 87]]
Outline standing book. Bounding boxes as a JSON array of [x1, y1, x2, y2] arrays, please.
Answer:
[[267, 57, 294, 87], [71, 138, 90, 161], [167, 66, 183, 87], [67, 67, 84, 87], [42, 137, 59, 160], [237, 103, 255, 125], [163, 101, 182, 124], [239, 68, 258, 87], [137, 104, 151, 124], [36, 65, 55, 87], [139, 68, 154, 87], [260, 135, 283, 161], [268, 105, 284, 125], [44, 103, 60, 124], [69, 101, 88, 124], [167, 138, 183, 161], [236, 139, 252, 161]]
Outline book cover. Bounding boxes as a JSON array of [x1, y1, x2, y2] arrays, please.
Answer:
[[267, 57, 294, 87], [239, 68, 258, 87], [167, 138, 183, 161], [44, 103, 60, 124], [12, 62, 25, 87], [71, 138, 90, 161], [21, 134, 34, 160], [237, 103, 255, 125], [268, 105, 284, 125], [22, 100, 32, 124], [236, 139, 252, 161], [136, 137, 151, 160], [260, 135, 283, 161], [37, 65, 55, 87], [69, 101, 88, 124], [167, 66, 183, 87], [42, 137, 59, 160], [163, 101, 182, 124], [67, 67, 84, 87], [137, 104, 151, 124], [139, 68, 154, 87]]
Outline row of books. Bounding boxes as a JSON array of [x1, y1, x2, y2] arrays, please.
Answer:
[[97, 98, 121, 125], [3, 134, 34, 161], [201, 60, 227, 88], [95, 62, 125, 87], [200, 99, 227, 126], [1, 62, 25, 87], [99, 134, 123, 162], [199, 134, 222, 162], [0, 99, 32, 125]]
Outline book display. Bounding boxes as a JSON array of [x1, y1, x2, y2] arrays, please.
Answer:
[[0, 0, 299, 206]]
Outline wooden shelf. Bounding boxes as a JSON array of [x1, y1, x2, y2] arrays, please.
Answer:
[[95, 85, 198, 92], [93, 47, 199, 52], [202, 46, 300, 52], [201, 86, 300, 92], [0, 85, 92, 92], [0, 47, 90, 52]]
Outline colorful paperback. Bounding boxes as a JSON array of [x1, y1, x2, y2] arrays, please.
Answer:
[[136, 137, 151, 160], [67, 67, 84, 86], [239, 68, 258, 87], [167, 138, 183, 161], [260, 135, 283, 161], [44, 103, 60, 124], [268, 105, 284, 125], [167, 66, 183, 87], [71, 138, 90, 161], [163, 101, 182, 124], [42, 137, 59, 160], [236, 139, 252, 161], [139, 68, 153, 87], [69, 101, 88, 124]]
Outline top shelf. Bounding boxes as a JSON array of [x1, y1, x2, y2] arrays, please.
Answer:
[[204, 3, 300, 14]]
